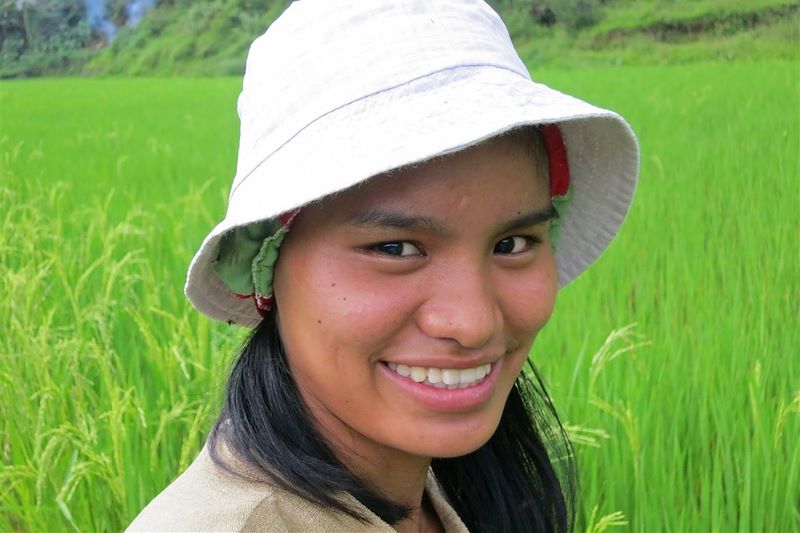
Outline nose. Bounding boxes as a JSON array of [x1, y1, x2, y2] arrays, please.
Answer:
[[415, 264, 502, 350]]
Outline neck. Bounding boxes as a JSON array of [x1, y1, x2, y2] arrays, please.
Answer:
[[340, 447, 441, 533], [305, 402, 441, 531], [331, 423, 431, 508]]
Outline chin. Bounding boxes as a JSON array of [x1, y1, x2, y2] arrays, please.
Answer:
[[425, 433, 498, 459], [429, 439, 494, 459], [400, 411, 505, 460]]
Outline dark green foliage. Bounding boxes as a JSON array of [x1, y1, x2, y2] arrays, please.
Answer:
[[558, 0, 604, 32], [84, 0, 289, 77], [108, 0, 134, 26], [0, 0, 290, 78], [488, 0, 605, 33], [0, 0, 94, 77]]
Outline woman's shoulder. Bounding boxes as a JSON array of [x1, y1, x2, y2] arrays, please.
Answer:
[[125, 441, 397, 532], [125, 442, 280, 531]]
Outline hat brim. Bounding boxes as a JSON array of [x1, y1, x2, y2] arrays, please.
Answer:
[[186, 65, 639, 328]]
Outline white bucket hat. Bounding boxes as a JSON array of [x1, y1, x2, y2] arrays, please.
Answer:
[[185, 0, 639, 328]]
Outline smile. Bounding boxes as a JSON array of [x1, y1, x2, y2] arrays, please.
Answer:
[[385, 362, 492, 389]]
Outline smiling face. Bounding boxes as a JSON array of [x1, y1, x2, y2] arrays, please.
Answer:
[[272, 132, 557, 465]]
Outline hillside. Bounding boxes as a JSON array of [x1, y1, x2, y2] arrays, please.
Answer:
[[1, 0, 798, 78], [505, 0, 799, 67]]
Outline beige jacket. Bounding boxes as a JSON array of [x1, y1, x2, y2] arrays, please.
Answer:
[[127, 441, 469, 532]]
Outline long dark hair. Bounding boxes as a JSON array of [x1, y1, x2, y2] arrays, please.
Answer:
[[208, 310, 576, 532]]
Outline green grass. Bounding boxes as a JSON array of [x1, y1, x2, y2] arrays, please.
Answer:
[[1, 62, 798, 530]]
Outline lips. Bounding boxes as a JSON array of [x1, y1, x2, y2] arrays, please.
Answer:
[[386, 361, 491, 388]]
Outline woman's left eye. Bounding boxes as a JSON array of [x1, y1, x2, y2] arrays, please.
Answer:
[[370, 241, 424, 257], [494, 236, 536, 255]]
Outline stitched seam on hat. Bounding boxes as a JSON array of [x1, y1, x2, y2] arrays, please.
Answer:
[[228, 63, 529, 199]]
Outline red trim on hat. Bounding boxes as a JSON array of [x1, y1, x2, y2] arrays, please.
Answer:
[[539, 124, 570, 197], [278, 209, 300, 228], [254, 294, 273, 317]]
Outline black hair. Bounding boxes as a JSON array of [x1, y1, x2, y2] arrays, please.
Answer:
[[208, 309, 576, 532]]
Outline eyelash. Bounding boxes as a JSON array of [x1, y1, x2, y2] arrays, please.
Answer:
[[368, 235, 540, 258], [493, 235, 540, 255], [369, 241, 424, 257]]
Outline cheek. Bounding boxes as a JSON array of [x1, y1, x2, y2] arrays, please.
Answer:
[[498, 251, 558, 338], [274, 244, 416, 361], [273, 244, 424, 446]]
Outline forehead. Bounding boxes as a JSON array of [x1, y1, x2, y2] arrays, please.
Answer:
[[303, 134, 550, 224]]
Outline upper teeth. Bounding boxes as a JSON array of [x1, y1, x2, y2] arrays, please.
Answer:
[[386, 362, 491, 389]]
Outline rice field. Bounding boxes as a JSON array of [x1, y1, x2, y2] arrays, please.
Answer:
[[1, 62, 798, 531]]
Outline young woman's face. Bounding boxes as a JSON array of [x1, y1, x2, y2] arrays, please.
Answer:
[[273, 135, 557, 462]]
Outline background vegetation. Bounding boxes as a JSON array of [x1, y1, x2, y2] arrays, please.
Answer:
[[2, 0, 799, 78], [1, 0, 798, 531]]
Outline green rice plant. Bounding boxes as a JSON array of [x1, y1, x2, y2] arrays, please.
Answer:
[[1, 61, 798, 530], [533, 62, 799, 531]]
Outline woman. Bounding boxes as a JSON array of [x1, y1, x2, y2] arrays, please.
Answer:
[[128, 1, 638, 531]]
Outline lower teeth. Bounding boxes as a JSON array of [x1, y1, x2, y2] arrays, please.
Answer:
[[433, 378, 484, 389]]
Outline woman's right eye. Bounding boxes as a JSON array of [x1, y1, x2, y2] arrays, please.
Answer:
[[369, 241, 423, 257]]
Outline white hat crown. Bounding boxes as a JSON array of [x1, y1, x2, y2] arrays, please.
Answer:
[[233, 0, 530, 207]]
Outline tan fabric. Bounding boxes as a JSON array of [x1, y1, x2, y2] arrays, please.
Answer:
[[127, 441, 469, 532]]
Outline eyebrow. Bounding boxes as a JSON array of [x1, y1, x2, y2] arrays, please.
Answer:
[[347, 204, 558, 235], [497, 204, 559, 234], [348, 210, 452, 235]]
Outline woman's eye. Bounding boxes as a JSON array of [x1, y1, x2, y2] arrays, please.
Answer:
[[371, 241, 423, 257], [494, 236, 535, 255]]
